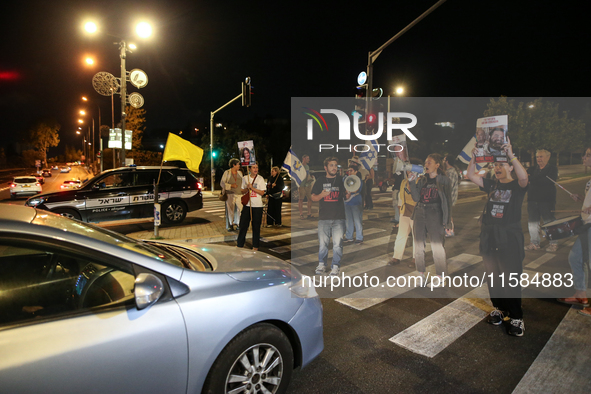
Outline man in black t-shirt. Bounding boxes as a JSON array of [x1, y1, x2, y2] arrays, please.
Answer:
[[311, 157, 346, 276], [525, 149, 558, 251]]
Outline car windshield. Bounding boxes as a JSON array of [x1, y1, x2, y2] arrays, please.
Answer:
[[31, 212, 186, 268], [15, 178, 37, 184]]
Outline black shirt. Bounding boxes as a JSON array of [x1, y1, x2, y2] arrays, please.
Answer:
[[527, 164, 557, 203], [311, 175, 346, 220], [481, 178, 528, 225], [420, 176, 441, 204]]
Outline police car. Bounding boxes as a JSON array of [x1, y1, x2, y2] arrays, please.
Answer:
[[25, 166, 203, 224]]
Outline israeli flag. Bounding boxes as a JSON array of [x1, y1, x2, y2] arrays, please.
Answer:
[[458, 136, 482, 169], [359, 139, 379, 171], [282, 147, 307, 187]]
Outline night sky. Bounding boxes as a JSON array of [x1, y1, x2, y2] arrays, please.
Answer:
[[1, 0, 589, 156]]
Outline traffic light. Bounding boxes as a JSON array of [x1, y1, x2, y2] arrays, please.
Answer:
[[242, 77, 252, 107], [354, 84, 367, 124], [212, 150, 218, 158]]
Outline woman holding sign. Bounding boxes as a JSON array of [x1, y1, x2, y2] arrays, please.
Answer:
[[236, 163, 266, 251], [467, 137, 529, 337]]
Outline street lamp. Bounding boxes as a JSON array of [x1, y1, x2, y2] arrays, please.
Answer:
[[81, 96, 102, 172], [84, 20, 152, 167]]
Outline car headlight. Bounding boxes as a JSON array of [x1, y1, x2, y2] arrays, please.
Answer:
[[289, 268, 318, 298], [26, 197, 45, 207]]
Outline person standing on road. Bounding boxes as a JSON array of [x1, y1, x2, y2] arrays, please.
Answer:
[[311, 157, 346, 276], [220, 158, 243, 231], [236, 163, 266, 251], [343, 163, 364, 245], [467, 138, 529, 337], [557, 147, 591, 317], [525, 149, 559, 252], [298, 154, 314, 219], [265, 166, 284, 227], [444, 154, 460, 237], [389, 169, 418, 266], [364, 167, 375, 210], [410, 153, 452, 285]]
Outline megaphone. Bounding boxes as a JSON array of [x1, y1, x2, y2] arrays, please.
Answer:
[[344, 175, 362, 192], [393, 158, 424, 174]]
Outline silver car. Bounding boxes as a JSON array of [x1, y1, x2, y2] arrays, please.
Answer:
[[0, 205, 323, 393]]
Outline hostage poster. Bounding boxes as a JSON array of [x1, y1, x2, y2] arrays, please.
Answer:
[[474, 115, 509, 163]]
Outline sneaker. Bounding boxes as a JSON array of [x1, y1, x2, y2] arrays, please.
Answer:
[[524, 243, 540, 251], [354, 240, 364, 245], [343, 238, 354, 244], [388, 258, 400, 265], [430, 275, 444, 288], [546, 243, 558, 252], [329, 266, 340, 276], [445, 229, 455, 238], [315, 263, 326, 275], [487, 308, 507, 326], [508, 318, 525, 337]]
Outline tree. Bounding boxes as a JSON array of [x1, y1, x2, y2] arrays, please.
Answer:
[[29, 121, 60, 166], [125, 105, 146, 150], [22, 149, 42, 168]]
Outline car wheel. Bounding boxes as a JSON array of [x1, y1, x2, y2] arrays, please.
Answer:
[[202, 323, 294, 394], [10, 194, 15, 200], [53, 208, 81, 221], [162, 200, 187, 224]]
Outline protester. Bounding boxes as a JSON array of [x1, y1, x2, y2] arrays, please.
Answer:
[[236, 163, 266, 251], [311, 157, 346, 276], [389, 168, 418, 266], [525, 149, 559, 251], [557, 147, 591, 317], [220, 158, 243, 231], [409, 153, 452, 285], [298, 154, 314, 219], [467, 137, 529, 336], [391, 173, 404, 227], [364, 167, 375, 210], [265, 166, 284, 227], [443, 154, 460, 237], [343, 163, 364, 245]]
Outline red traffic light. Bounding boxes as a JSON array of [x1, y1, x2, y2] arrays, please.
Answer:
[[367, 113, 376, 124]]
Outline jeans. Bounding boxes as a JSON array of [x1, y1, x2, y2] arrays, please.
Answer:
[[392, 190, 400, 222], [568, 228, 591, 291], [345, 204, 363, 241], [413, 203, 447, 275], [527, 201, 556, 245], [318, 220, 345, 267], [365, 179, 373, 209]]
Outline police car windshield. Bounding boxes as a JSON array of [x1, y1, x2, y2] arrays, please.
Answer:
[[31, 212, 184, 268]]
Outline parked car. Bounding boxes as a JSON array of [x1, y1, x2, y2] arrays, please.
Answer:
[[26, 166, 203, 224], [30, 173, 45, 185], [9, 176, 42, 199], [0, 205, 323, 393], [60, 178, 81, 190], [41, 169, 52, 177]]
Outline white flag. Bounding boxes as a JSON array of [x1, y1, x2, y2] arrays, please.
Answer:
[[458, 136, 482, 170], [359, 139, 378, 171], [282, 147, 307, 187]]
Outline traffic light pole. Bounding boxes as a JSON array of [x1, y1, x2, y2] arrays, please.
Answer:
[[365, 0, 447, 125]]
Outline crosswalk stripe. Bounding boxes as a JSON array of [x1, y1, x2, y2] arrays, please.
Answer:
[[525, 253, 555, 269], [335, 254, 483, 310], [261, 229, 318, 243], [270, 228, 385, 254], [290, 235, 394, 266], [512, 307, 591, 393], [389, 285, 492, 358], [389, 268, 537, 358]]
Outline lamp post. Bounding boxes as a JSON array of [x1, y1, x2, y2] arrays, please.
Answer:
[[82, 97, 102, 172]]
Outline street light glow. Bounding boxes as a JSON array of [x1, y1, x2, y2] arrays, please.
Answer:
[[78, 119, 84, 124], [82, 97, 88, 101], [128, 43, 137, 50], [136, 22, 152, 38], [79, 110, 86, 115], [85, 57, 94, 65], [84, 22, 97, 33], [395, 87, 404, 95]]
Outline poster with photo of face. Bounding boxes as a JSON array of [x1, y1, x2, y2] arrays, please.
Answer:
[[388, 134, 410, 163], [238, 140, 256, 166], [474, 115, 508, 164]]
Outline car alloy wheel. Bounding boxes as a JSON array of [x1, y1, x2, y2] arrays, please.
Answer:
[[203, 323, 293, 394], [162, 201, 187, 224]]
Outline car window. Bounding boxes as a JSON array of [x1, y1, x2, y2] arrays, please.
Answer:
[[15, 178, 37, 184], [134, 171, 160, 187], [96, 173, 134, 189], [0, 242, 135, 327]]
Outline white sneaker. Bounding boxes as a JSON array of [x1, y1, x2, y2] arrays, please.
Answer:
[[315, 263, 326, 275], [329, 266, 340, 276]]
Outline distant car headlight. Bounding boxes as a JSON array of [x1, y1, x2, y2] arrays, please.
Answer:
[[25, 197, 45, 207]]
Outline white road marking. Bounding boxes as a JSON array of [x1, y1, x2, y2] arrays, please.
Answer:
[[270, 228, 385, 254]]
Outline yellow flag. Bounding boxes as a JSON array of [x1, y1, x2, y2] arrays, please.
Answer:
[[162, 133, 204, 173]]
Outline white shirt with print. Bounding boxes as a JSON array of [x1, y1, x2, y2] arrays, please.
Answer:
[[242, 174, 266, 207]]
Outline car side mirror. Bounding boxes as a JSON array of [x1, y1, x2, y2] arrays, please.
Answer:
[[134, 273, 163, 310]]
